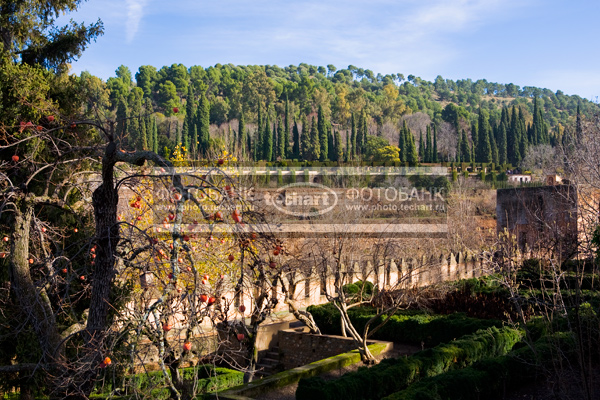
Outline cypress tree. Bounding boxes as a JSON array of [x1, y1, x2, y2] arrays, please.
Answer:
[[461, 129, 471, 163], [145, 98, 154, 152], [284, 95, 291, 158], [456, 129, 462, 163], [576, 104, 583, 141], [196, 91, 210, 158], [300, 115, 310, 160], [238, 111, 246, 160], [350, 113, 357, 160], [273, 119, 279, 159], [508, 106, 520, 165], [476, 109, 492, 163], [183, 85, 195, 152], [309, 116, 320, 161], [152, 118, 158, 154], [318, 105, 328, 161], [425, 125, 432, 162], [489, 126, 498, 164], [471, 120, 478, 153], [361, 110, 368, 154], [247, 128, 253, 161], [345, 130, 350, 162], [116, 96, 128, 144], [328, 125, 335, 161], [418, 130, 425, 162], [498, 123, 507, 165], [263, 113, 272, 162], [399, 121, 407, 162], [256, 106, 263, 160], [292, 118, 300, 159], [335, 129, 343, 162], [406, 126, 419, 165], [432, 124, 438, 163], [140, 114, 148, 150]]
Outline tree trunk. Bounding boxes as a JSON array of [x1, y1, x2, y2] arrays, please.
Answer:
[[9, 198, 64, 383]]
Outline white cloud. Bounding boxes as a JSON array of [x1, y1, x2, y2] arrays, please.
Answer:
[[125, 0, 149, 43]]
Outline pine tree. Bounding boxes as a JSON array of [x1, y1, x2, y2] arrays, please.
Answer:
[[318, 105, 328, 161], [432, 124, 438, 163], [292, 118, 300, 159]]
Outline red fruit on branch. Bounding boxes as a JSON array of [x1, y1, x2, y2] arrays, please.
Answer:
[[62, 268, 67, 273], [207, 297, 216, 305], [203, 274, 209, 280], [239, 305, 246, 313], [183, 341, 192, 351], [80, 275, 85, 281], [215, 211, 223, 220], [162, 323, 172, 332], [237, 333, 245, 341], [217, 159, 224, 165], [168, 213, 175, 221], [3, 237, 9, 242], [269, 261, 277, 269], [103, 357, 112, 366], [200, 294, 208, 302], [173, 107, 179, 113], [11, 155, 19, 162], [273, 249, 280, 256], [47, 115, 55, 122], [36, 125, 43, 131], [228, 254, 234, 262], [28, 258, 34, 264]]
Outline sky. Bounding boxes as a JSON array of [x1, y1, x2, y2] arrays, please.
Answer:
[[59, 0, 600, 100]]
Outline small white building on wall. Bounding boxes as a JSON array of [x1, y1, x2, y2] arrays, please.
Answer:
[[507, 174, 532, 184]]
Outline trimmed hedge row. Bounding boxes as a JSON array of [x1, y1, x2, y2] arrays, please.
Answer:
[[90, 365, 243, 399], [308, 303, 503, 347], [384, 332, 577, 400], [295, 326, 523, 400]]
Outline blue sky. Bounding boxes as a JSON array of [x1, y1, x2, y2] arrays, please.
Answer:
[[60, 0, 600, 99]]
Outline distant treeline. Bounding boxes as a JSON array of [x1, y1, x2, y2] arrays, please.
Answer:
[[82, 63, 598, 164]]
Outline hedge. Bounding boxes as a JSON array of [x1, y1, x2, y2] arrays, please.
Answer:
[[90, 365, 243, 399], [308, 303, 503, 347], [296, 326, 523, 400], [383, 332, 577, 400]]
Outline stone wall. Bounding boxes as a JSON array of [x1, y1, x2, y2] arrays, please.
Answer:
[[278, 327, 387, 369]]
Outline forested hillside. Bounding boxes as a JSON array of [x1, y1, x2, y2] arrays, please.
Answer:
[[86, 63, 599, 165]]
